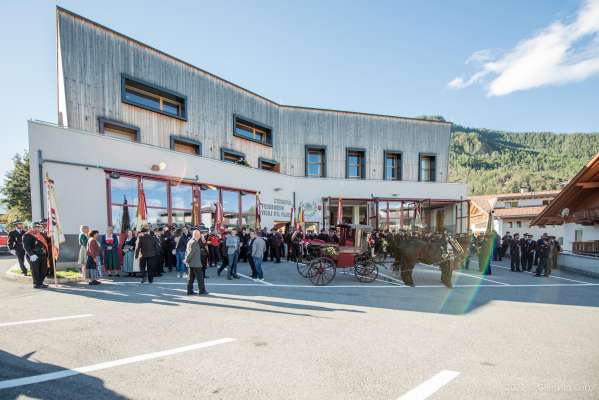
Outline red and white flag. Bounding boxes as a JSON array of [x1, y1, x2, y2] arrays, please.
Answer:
[[256, 192, 262, 228], [45, 174, 65, 261], [215, 202, 224, 232], [337, 197, 343, 225], [136, 181, 148, 230]]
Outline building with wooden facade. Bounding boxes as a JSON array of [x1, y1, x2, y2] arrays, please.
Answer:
[[29, 8, 468, 259], [469, 190, 563, 240]]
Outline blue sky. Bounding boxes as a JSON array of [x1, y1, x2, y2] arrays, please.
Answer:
[[1, 0, 598, 180]]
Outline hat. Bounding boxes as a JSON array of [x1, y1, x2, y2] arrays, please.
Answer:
[[32, 220, 44, 227], [11, 220, 23, 225]]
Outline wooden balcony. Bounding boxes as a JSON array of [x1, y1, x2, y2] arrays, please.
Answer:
[[572, 240, 599, 255]]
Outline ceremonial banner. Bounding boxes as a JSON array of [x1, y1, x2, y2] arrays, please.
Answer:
[[256, 192, 262, 228], [45, 174, 65, 262], [191, 190, 201, 226], [215, 202, 224, 232], [136, 181, 147, 230], [337, 197, 343, 225]]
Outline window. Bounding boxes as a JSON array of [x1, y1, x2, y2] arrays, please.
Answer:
[[171, 183, 193, 224], [99, 118, 140, 142], [109, 175, 139, 233], [201, 186, 219, 229], [419, 154, 436, 182], [574, 229, 583, 242], [121, 75, 187, 120], [234, 116, 272, 146], [542, 200, 550, 206], [346, 149, 365, 179], [258, 158, 280, 172], [221, 148, 246, 164], [241, 192, 257, 228], [143, 179, 169, 225], [516, 221, 522, 228], [305, 146, 326, 177], [222, 190, 240, 228], [384, 151, 402, 180], [170, 135, 201, 155], [508, 221, 513, 228]]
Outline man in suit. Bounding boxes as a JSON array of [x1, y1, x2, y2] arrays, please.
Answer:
[[22, 221, 49, 289], [509, 233, 521, 272], [185, 230, 208, 295], [135, 228, 157, 284], [8, 220, 27, 276]]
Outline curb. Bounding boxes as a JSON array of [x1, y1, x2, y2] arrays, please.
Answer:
[[5, 263, 84, 284]]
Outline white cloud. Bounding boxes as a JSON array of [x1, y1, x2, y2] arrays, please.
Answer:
[[449, 0, 599, 96]]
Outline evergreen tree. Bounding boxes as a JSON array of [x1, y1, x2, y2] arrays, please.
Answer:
[[1, 152, 31, 221]]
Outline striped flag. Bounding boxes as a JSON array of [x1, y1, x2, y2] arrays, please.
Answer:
[[45, 174, 65, 262], [256, 192, 262, 228], [215, 202, 224, 232], [136, 181, 147, 230], [191, 189, 201, 226], [337, 197, 343, 225]]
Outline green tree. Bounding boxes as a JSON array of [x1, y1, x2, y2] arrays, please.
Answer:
[[1, 152, 31, 221]]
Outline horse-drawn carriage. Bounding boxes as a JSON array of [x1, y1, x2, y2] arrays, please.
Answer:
[[296, 224, 379, 286]]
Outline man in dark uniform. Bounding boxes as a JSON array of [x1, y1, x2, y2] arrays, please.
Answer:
[[239, 228, 250, 263], [547, 236, 561, 276], [22, 221, 49, 289], [8, 220, 27, 275], [523, 234, 536, 271], [535, 234, 551, 277], [509, 233, 521, 271], [501, 232, 511, 259]]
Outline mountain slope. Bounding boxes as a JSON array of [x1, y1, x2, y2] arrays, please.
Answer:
[[448, 124, 599, 195]]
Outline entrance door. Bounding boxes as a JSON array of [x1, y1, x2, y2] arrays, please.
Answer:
[[436, 210, 445, 232]]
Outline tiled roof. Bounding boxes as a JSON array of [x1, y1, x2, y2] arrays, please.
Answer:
[[493, 206, 547, 218]]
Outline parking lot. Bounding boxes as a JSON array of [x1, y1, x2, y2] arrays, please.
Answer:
[[1, 254, 598, 399]]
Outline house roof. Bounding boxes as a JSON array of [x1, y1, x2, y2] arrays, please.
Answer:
[[56, 7, 452, 127], [532, 151, 599, 226], [493, 206, 547, 219]]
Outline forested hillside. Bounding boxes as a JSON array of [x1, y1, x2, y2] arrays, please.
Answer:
[[448, 123, 599, 195]]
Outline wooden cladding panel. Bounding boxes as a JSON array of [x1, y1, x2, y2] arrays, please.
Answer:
[[58, 10, 450, 181]]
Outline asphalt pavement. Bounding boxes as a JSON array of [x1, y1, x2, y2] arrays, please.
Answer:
[[0, 254, 598, 399]]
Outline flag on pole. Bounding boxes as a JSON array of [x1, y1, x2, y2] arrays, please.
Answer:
[[399, 201, 404, 229], [136, 181, 147, 230], [256, 192, 262, 229], [45, 174, 65, 263], [121, 195, 131, 232], [290, 206, 295, 227], [215, 202, 224, 232], [191, 190, 201, 226], [296, 206, 304, 228], [337, 197, 343, 225]]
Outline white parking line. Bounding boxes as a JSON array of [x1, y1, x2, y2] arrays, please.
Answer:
[[237, 272, 274, 286], [0, 314, 93, 328], [397, 370, 460, 400], [490, 263, 593, 284], [420, 263, 510, 286], [0, 338, 236, 390]]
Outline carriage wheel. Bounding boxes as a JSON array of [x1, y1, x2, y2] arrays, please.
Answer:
[[354, 260, 379, 283], [308, 257, 336, 286], [296, 255, 313, 278]]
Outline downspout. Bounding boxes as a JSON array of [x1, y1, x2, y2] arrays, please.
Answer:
[[37, 150, 45, 219]]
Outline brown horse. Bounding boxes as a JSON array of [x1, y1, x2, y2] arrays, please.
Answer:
[[386, 232, 456, 288]]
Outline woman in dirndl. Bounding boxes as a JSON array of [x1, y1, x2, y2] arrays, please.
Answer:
[[101, 226, 120, 277], [78, 225, 89, 278], [121, 230, 137, 276]]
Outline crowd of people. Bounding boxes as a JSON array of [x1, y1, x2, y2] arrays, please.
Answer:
[[499, 231, 561, 277], [6, 216, 564, 290], [463, 231, 562, 277]]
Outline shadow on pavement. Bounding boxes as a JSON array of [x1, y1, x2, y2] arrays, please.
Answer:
[[22, 258, 599, 317], [0, 349, 127, 399]]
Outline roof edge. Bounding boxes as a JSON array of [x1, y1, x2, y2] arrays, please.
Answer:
[[55, 6, 452, 126]]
